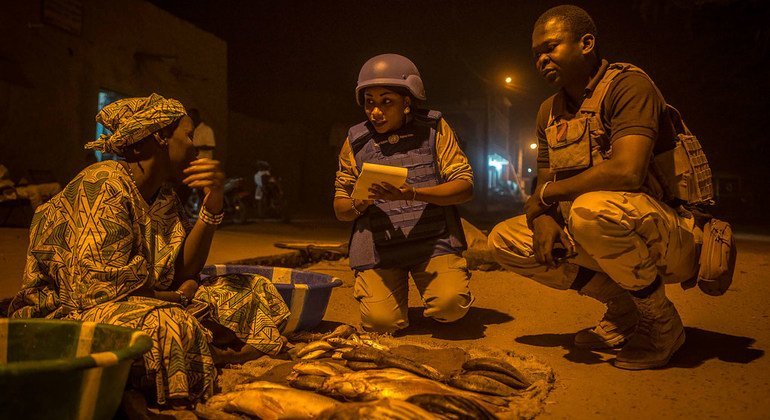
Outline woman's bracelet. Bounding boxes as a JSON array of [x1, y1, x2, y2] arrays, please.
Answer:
[[406, 186, 417, 205], [539, 181, 556, 207], [351, 199, 363, 217], [199, 205, 224, 225]]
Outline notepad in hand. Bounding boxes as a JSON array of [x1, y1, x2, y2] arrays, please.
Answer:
[[351, 163, 408, 200]]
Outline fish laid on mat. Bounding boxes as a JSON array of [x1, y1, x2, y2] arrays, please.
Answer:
[[293, 360, 353, 376], [317, 398, 436, 420], [287, 324, 357, 343], [406, 393, 498, 420], [206, 385, 339, 419], [297, 340, 335, 357], [341, 347, 444, 382], [311, 368, 507, 411], [462, 358, 531, 388], [448, 373, 519, 397]]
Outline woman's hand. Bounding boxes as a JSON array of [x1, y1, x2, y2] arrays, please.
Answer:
[[183, 158, 226, 213], [368, 182, 415, 202], [177, 279, 199, 302]]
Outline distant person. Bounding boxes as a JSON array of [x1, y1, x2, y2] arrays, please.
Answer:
[[9, 94, 290, 405], [189, 108, 216, 159], [254, 160, 271, 217], [333, 54, 475, 333], [489, 5, 731, 370]]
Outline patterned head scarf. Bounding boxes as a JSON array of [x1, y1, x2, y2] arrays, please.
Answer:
[[84, 93, 186, 156]]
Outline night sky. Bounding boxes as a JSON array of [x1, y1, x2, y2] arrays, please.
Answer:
[[151, 0, 770, 221]]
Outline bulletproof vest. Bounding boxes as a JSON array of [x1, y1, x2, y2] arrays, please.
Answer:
[[347, 110, 465, 270], [546, 62, 713, 206]]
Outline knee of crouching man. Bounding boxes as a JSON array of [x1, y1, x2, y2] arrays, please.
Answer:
[[569, 192, 625, 241], [487, 219, 525, 259]]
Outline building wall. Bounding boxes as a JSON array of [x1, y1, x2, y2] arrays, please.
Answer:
[[0, 0, 227, 185]]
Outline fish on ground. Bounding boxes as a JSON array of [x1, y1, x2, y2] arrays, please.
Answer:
[[317, 398, 436, 420], [205, 386, 339, 419]]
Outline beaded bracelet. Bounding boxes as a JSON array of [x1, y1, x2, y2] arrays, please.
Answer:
[[351, 199, 363, 217], [199, 205, 224, 225], [407, 186, 417, 206]]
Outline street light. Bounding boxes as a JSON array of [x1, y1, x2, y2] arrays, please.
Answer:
[[505, 76, 513, 84], [529, 143, 537, 150]]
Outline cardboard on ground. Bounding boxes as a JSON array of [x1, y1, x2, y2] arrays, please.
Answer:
[[351, 162, 408, 200]]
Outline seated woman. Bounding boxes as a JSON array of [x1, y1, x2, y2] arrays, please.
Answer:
[[334, 54, 475, 334], [9, 94, 289, 406]]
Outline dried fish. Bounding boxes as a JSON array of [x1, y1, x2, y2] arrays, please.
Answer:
[[206, 387, 339, 419], [448, 373, 518, 397], [317, 369, 505, 411], [468, 369, 529, 390], [322, 324, 357, 340], [380, 355, 445, 382], [361, 339, 390, 351], [297, 340, 335, 357], [301, 349, 332, 360], [406, 393, 499, 420], [347, 361, 380, 370], [462, 358, 531, 387], [289, 374, 328, 391], [234, 381, 291, 391], [318, 398, 436, 420], [340, 348, 444, 381], [286, 324, 356, 343], [340, 346, 385, 362], [293, 361, 352, 376], [326, 338, 359, 348]]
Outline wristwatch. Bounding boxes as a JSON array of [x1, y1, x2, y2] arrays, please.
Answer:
[[176, 290, 190, 307]]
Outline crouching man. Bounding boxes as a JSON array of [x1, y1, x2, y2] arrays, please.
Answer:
[[489, 5, 704, 370]]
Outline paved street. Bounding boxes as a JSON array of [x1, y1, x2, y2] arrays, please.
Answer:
[[1, 220, 768, 418]]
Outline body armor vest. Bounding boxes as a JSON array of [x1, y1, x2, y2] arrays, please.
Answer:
[[347, 110, 466, 270], [546, 62, 713, 206]]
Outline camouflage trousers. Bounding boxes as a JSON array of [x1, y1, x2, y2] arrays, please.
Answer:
[[488, 191, 699, 291]]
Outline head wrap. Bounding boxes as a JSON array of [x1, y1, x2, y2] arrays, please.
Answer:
[[84, 93, 186, 156]]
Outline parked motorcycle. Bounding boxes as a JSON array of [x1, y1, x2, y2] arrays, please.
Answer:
[[185, 177, 249, 224]]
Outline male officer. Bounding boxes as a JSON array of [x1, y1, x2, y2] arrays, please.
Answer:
[[489, 5, 700, 369]]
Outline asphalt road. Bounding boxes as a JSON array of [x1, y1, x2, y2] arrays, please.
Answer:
[[1, 221, 768, 418]]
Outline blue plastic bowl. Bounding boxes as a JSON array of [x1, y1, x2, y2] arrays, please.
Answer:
[[201, 264, 343, 333], [0, 319, 152, 420]]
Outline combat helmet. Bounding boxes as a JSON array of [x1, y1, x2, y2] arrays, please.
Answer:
[[355, 54, 426, 106]]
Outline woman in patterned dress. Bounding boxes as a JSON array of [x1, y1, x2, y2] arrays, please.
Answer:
[[9, 94, 289, 406]]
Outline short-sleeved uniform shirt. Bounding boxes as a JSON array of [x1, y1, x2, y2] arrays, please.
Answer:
[[536, 60, 668, 169]]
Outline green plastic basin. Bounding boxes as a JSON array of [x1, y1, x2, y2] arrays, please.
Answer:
[[0, 318, 152, 420]]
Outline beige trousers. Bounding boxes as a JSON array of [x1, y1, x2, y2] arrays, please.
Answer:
[[353, 253, 474, 333], [488, 191, 699, 291]]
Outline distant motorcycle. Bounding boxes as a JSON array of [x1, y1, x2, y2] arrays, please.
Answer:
[[185, 177, 249, 224]]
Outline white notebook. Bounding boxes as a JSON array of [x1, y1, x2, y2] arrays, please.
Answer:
[[351, 163, 408, 200]]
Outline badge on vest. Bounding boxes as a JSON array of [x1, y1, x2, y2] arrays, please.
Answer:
[[375, 133, 415, 147]]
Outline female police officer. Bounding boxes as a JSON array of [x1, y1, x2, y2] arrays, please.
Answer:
[[334, 54, 475, 333]]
